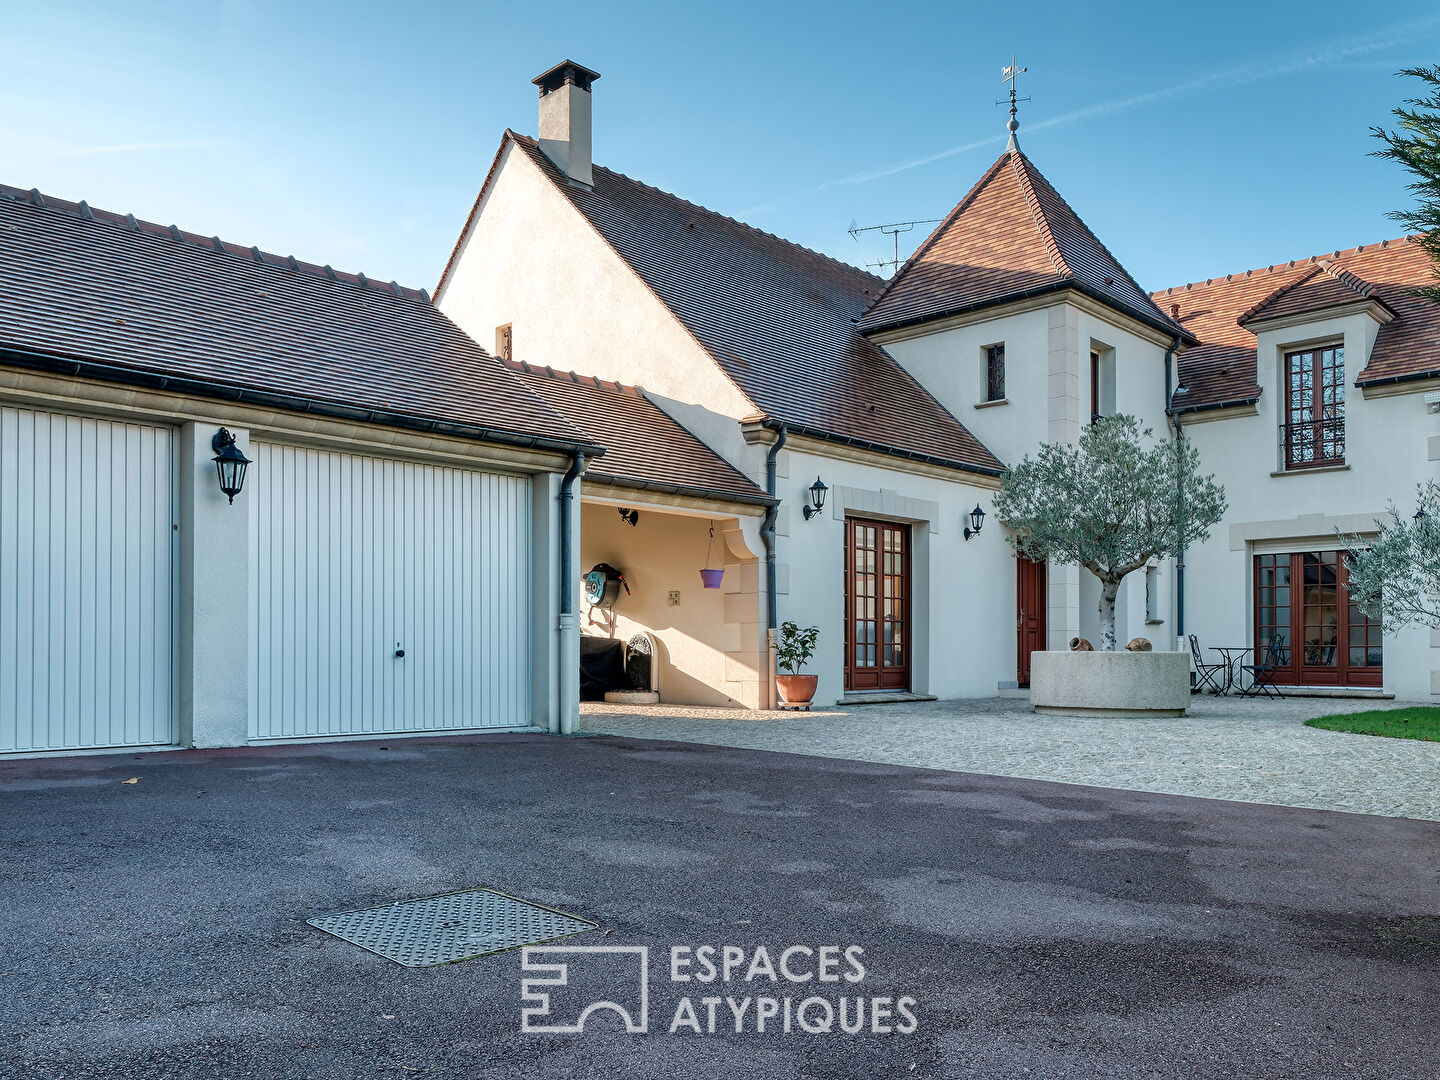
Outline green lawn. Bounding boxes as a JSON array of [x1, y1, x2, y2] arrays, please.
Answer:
[[1305, 708, 1440, 743]]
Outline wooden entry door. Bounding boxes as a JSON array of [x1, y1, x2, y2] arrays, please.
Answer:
[[1016, 557, 1047, 687], [1253, 551, 1382, 687], [845, 517, 910, 691]]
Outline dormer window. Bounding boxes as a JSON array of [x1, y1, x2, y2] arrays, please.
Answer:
[[985, 344, 1005, 402], [496, 323, 513, 361], [1283, 345, 1344, 469]]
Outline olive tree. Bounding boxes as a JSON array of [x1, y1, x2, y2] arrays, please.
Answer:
[[993, 415, 1227, 651], [1342, 481, 1440, 632]]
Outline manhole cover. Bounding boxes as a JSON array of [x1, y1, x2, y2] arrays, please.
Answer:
[[307, 888, 597, 967]]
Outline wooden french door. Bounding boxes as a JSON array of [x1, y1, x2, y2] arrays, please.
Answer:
[[844, 517, 910, 691], [1253, 551, 1382, 687], [1016, 557, 1047, 687]]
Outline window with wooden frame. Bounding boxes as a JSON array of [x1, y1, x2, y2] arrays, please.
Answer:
[[984, 344, 1005, 402], [1090, 350, 1101, 423], [1253, 549, 1381, 687], [495, 323, 513, 361], [1283, 345, 1344, 469]]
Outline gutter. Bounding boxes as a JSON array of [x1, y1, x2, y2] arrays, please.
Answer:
[[778, 419, 1004, 478], [1170, 393, 1261, 417], [1355, 367, 1440, 389], [583, 470, 777, 509], [556, 451, 586, 735], [861, 278, 1197, 348], [760, 422, 788, 709], [0, 344, 608, 461]]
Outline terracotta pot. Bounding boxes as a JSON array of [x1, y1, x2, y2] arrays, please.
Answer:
[[775, 674, 818, 707]]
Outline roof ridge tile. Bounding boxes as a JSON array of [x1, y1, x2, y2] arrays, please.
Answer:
[[1153, 235, 1417, 297], [0, 181, 431, 303]]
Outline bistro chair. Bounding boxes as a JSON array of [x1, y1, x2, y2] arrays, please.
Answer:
[[1239, 635, 1287, 699], [1188, 634, 1229, 695]]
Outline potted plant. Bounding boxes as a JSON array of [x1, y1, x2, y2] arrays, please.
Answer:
[[774, 621, 820, 709]]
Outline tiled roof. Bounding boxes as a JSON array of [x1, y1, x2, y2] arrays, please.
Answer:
[[859, 148, 1188, 341], [0, 183, 595, 453], [466, 134, 1003, 477], [1156, 237, 1440, 411], [503, 360, 773, 506]]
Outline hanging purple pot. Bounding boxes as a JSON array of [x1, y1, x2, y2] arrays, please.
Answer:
[[699, 568, 725, 589]]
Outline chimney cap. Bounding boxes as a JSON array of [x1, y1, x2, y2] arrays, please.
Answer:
[[532, 60, 601, 96]]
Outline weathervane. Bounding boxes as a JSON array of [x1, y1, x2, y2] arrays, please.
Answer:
[[998, 53, 1029, 150]]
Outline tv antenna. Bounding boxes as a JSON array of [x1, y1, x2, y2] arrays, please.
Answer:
[[997, 53, 1029, 149], [847, 217, 943, 275]]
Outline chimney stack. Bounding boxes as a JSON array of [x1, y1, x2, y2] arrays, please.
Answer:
[[532, 60, 601, 188]]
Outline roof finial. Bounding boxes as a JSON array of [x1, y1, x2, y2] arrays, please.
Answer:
[[999, 53, 1029, 151]]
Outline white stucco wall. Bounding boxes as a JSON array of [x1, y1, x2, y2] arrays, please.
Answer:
[[436, 141, 766, 485], [1179, 310, 1439, 701], [772, 444, 1012, 704], [879, 299, 1180, 653]]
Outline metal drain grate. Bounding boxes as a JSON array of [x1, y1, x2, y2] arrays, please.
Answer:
[[307, 888, 597, 967]]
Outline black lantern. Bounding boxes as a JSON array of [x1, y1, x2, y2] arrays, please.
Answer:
[[211, 428, 252, 504], [802, 476, 828, 521], [963, 503, 985, 540]]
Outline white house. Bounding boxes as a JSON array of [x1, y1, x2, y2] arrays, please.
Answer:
[[436, 61, 1189, 711], [1157, 244, 1440, 701], [7, 60, 1435, 759]]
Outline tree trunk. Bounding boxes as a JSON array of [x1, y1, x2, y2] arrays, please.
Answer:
[[1098, 579, 1121, 651]]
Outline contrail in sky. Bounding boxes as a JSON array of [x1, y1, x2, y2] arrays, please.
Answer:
[[832, 18, 1433, 188], [734, 18, 1436, 217]]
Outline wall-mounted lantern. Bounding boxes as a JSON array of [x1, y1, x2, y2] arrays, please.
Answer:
[[618, 507, 640, 527], [801, 476, 828, 521], [963, 503, 986, 540], [211, 428, 252, 505]]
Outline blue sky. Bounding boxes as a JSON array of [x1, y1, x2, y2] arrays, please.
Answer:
[[5, 1, 1439, 293]]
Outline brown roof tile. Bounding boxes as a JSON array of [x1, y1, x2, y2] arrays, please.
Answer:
[[0, 183, 593, 453], [860, 148, 1187, 341], [1238, 259, 1391, 325], [503, 360, 773, 506], [460, 134, 1003, 477], [1156, 237, 1440, 411]]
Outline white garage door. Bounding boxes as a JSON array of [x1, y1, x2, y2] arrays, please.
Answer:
[[249, 444, 533, 740], [1, 408, 176, 753]]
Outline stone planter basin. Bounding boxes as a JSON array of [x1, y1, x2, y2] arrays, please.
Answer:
[[1030, 650, 1190, 716]]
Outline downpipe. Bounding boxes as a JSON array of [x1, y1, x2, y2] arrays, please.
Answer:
[[557, 451, 585, 734], [760, 422, 788, 709], [1163, 334, 1186, 644]]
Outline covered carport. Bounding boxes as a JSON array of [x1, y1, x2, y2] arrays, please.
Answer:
[[503, 361, 774, 709]]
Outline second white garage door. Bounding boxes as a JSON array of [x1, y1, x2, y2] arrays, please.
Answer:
[[249, 444, 533, 740]]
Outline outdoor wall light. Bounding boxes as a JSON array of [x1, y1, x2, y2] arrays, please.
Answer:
[[802, 476, 828, 521], [963, 503, 986, 540], [618, 507, 640, 527], [211, 428, 252, 505]]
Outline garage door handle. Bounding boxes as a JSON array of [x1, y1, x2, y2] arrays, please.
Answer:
[[394, 643, 406, 659]]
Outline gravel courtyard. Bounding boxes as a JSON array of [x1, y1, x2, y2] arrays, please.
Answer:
[[581, 695, 1440, 821]]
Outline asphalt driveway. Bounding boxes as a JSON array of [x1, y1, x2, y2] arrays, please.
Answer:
[[2, 732, 1438, 1079]]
